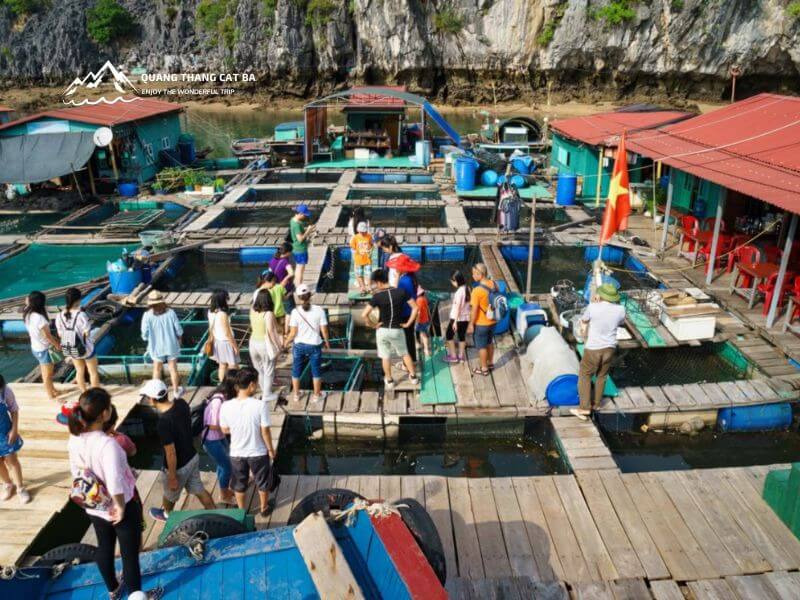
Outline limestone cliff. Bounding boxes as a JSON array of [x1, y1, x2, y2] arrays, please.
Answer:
[[1, 0, 799, 103]]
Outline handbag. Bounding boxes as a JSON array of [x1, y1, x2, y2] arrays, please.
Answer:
[[48, 347, 64, 364], [203, 313, 215, 356], [264, 312, 282, 361]]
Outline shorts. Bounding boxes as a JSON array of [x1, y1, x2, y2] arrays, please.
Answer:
[[415, 322, 431, 335], [152, 354, 178, 363], [32, 349, 52, 365], [292, 342, 322, 379], [445, 319, 468, 342], [293, 251, 309, 265], [473, 324, 495, 350], [160, 454, 205, 503], [354, 263, 372, 278], [376, 328, 408, 359], [230, 454, 272, 493]]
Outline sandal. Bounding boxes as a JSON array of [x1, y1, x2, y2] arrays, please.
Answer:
[[443, 355, 460, 364], [472, 367, 490, 376]]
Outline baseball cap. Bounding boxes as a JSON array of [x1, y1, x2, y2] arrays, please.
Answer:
[[295, 283, 312, 297], [295, 204, 312, 217], [139, 379, 168, 401], [357, 221, 368, 233]]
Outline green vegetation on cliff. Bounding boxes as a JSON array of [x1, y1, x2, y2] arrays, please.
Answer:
[[86, 0, 135, 45]]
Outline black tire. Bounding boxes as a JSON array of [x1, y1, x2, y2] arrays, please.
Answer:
[[86, 301, 123, 322], [158, 514, 248, 548], [287, 488, 365, 526], [394, 498, 446, 585], [35, 543, 97, 567]]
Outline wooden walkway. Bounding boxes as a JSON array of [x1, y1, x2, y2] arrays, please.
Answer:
[[551, 417, 617, 472], [0, 383, 141, 567]]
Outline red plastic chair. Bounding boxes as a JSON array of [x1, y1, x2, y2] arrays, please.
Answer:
[[790, 275, 800, 322], [700, 217, 727, 233], [699, 234, 734, 274], [730, 245, 762, 288], [679, 215, 700, 253], [757, 271, 795, 316], [762, 245, 782, 264]]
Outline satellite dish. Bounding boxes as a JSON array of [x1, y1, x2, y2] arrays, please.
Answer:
[[93, 127, 113, 147]]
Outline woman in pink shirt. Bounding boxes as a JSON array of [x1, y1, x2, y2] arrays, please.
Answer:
[[67, 388, 158, 599], [202, 373, 237, 505], [444, 270, 472, 363]]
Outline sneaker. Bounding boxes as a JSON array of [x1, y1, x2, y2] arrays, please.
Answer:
[[384, 378, 395, 390], [569, 409, 591, 421], [174, 386, 186, 400], [0, 484, 13, 501], [17, 487, 30, 504], [149, 507, 168, 522], [409, 375, 420, 386], [443, 355, 460, 364]]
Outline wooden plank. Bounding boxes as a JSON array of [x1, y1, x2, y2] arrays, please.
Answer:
[[649, 580, 684, 600], [511, 477, 562, 582], [293, 512, 365, 599], [490, 478, 540, 580], [764, 571, 800, 599], [446, 478, 485, 579], [571, 582, 614, 599], [400, 476, 426, 505], [717, 381, 749, 404], [609, 578, 651, 600], [726, 575, 782, 600], [378, 475, 402, 503], [467, 478, 512, 577], [466, 347, 499, 408], [687, 579, 738, 600], [424, 476, 458, 582], [359, 391, 379, 413]]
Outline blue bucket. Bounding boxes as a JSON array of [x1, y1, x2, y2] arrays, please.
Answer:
[[108, 269, 143, 294], [556, 174, 577, 205], [546, 374, 580, 406], [455, 157, 479, 191], [481, 170, 499, 187], [118, 182, 139, 197]]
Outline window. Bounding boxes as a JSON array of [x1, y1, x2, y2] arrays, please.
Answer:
[[557, 146, 570, 166], [143, 142, 154, 164], [161, 137, 170, 149]]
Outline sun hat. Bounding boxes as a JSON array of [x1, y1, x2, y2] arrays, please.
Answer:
[[385, 254, 421, 273], [294, 204, 312, 217], [596, 283, 621, 303], [357, 221, 368, 233], [139, 378, 168, 400], [146, 290, 166, 306], [295, 283, 312, 297]]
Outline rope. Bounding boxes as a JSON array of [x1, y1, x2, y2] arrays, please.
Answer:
[[182, 530, 209, 562], [0, 559, 76, 580], [333, 498, 401, 526]]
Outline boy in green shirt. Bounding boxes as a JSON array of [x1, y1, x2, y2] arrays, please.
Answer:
[[290, 204, 315, 285], [253, 269, 289, 334]]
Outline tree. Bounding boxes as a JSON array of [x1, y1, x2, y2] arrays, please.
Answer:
[[87, 0, 136, 45]]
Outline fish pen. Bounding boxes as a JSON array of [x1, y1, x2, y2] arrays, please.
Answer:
[[335, 206, 446, 229], [346, 189, 440, 201], [237, 188, 331, 202], [47, 201, 187, 235], [262, 171, 342, 184], [0, 211, 67, 235], [209, 206, 319, 229], [355, 172, 434, 185], [160, 247, 277, 293], [464, 205, 569, 229]]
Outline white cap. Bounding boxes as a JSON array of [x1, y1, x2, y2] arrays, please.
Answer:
[[139, 379, 168, 401], [357, 221, 368, 233], [295, 283, 312, 297]]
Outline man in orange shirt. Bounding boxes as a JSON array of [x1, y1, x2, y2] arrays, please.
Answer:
[[349, 222, 373, 295], [467, 263, 497, 376]]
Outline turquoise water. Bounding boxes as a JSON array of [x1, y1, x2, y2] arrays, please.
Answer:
[[0, 212, 66, 235], [0, 244, 129, 301], [0, 338, 36, 381]]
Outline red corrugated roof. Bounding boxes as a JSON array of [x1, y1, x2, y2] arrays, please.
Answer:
[[550, 110, 693, 147], [627, 93, 800, 214], [0, 97, 183, 131], [345, 86, 406, 109], [0, 106, 13, 112]]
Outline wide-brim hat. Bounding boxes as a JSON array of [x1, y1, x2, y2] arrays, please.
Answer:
[[386, 254, 420, 273], [597, 283, 621, 303], [147, 290, 166, 306]]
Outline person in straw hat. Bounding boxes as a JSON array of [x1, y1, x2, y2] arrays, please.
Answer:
[[572, 283, 626, 421], [140, 290, 185, 399]]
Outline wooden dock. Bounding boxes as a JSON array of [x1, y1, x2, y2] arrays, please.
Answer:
[[0, 383, 142, 567]]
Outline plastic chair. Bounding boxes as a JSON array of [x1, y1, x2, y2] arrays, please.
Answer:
[[730, 245, 762, 288], [679, 215, 700, 253], [700, 217, 727, 233], [762, 245, 782, 264], [758, 271, 795, 316], [699, 234, 734, 274], [790, 275, 800, 322]]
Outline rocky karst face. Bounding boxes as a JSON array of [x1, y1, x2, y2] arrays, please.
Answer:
[[1, 0, 799, 102]]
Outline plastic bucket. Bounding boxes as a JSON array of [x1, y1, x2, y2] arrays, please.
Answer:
[[454, 157, 479, 191], [510, 174, 527, 189], [139, 230, 169, 248], [415, 140, 432, 167], [118, 182, 139, 197], [481, 170, 499, 187], [546, 374, 580, 406], [108, 269, 143, 294], [555, 174, 577, 205]]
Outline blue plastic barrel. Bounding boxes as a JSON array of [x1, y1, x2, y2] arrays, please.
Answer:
[[108, 269, 143, 294], [481, 170, 499, 187], [384, 173, 408, 184], [409, 174, 433, 184], [178, 140, 196, 164], [546, 374, 580, 406], [556, 174, 577, 205], [442, 246, 465, 261], [454, 157, 479, 191], [510, 174, 527, 189], [0, 320, 27, 337], [717, 403, 792, 432], [511, 156, 533, 175], [426, 246, 445, 261], [359, 173, 383, 184], [500, 245, 540, 262], [118, 182, 139, 197], [583, 245, 626, 265], [240, 247, 278, 264], [403, 246, 423, 261]]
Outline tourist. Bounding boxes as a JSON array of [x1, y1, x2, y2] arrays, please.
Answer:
[[572, 283, 626, 421], [378, 235, 403, 286], [140, 290, 185, 399], [346, 207, 370, 237], [444, 269, 471, 364], [67, 388, 160, 599], [349, 221, 374, 295], [283, 284, 331, 404], [103, 404, 137, 458], [207, 289, 239, 383], [269, 243, 296, 321], [141, 379, 215, 522], [290, 204, 316, 285], [415, 286, 432, 358], [249, 290, 283, 402], [386, 254, 420, 364], [0, 375, 30, 504], [56, 287, 100, 393], [468, 263, 497, 376], [23, 291, 61, 402], [363, 269, 419, 389], [253, 268, 289, 335], [219, 367, 276, 516], [202, 373, 237, 505]]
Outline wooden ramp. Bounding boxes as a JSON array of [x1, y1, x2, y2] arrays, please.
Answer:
[[0, 383, 141, 567]]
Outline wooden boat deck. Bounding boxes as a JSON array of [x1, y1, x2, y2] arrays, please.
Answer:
[[0, 383, 141, 567]]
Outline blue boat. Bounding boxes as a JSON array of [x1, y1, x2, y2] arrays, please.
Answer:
[[2, 497, 447, 599]]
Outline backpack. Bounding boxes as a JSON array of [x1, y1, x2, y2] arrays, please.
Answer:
[[190, 391, 216, 441], [59, 312, 87, 359], [479, 282, 508, 322], [70, 442, 113, 512], [285, 226, 293, 245]]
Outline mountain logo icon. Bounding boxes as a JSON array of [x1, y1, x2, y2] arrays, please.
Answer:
[[62, 61, 139, 106]]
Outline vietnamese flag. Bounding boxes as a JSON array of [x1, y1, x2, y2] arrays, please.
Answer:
[[600, 133, 632, 243]]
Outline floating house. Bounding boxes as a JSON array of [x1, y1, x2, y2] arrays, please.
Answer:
[[549, 107, 692, 202], [0, 105, 15, 124], [0, 97, 184, 184]]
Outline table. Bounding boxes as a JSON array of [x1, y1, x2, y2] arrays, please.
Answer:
[[729, 261, 778, 308], [782, 293, 800, 333], [678, 230, 714, 266]]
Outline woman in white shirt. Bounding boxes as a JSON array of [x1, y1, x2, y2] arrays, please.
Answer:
[[56, 287, 99, 393], [23, 291, 62, 402], [208, 289, 239, 383], [282, 284, 330, 405]]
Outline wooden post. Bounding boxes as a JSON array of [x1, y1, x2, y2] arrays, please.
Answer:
[[660, 177, 674, 254], [109, 143, 120, 181], [705, 188, 726, 285], [87, 159, 97, 196], [525, 194, 537, 298], [595, 146, 603, 208], [766, 212, 798, 328]]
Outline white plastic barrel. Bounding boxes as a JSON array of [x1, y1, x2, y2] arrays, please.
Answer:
[[415, 140, 432, 167], [525, 327, 580, 403]]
